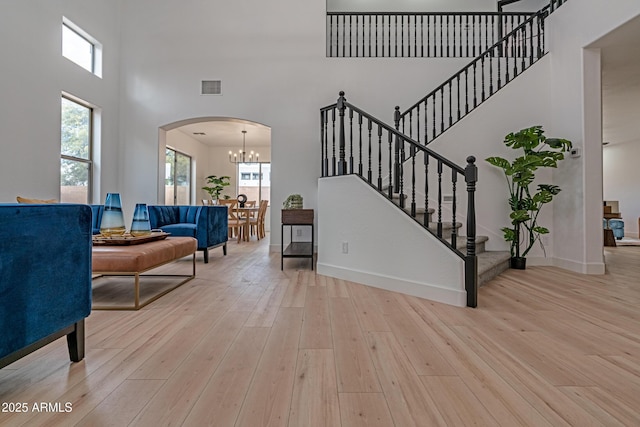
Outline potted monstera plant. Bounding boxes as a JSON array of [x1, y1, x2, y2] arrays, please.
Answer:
[[486, 126, 572, 269], [202, 175, 230, 202]]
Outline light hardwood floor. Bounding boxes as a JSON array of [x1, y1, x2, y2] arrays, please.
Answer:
[[1, 238, 639, 426]]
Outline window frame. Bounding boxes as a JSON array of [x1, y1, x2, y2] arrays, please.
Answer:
[[165, 147, 193, 205], [60, 94, 94, 204], [62, 18, 103, 78]]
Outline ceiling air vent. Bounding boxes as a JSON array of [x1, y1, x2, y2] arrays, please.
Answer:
[[201, 80, 221, 95]]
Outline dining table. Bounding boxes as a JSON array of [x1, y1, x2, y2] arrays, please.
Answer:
[[236, 205, 259, 242]]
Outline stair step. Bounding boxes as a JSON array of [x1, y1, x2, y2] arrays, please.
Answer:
[[455, 235, 488, 254], [477, 251, 511, 286]]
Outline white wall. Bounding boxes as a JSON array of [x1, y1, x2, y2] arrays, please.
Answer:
[[116, 0, 470, 250], [546, 0, 640, 273], [603, 141, 640, 237], [318, 175, 466, 306], [0, 0, 121, 204], [165, 129, 211, 204]]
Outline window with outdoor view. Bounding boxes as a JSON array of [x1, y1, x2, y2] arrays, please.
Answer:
[[60, 96, 92, 203], [237, 162, 271, 204], [166, 148, 192, 205]]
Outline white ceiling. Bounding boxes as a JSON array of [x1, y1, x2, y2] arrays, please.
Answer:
[[177, 119, 272, 148]]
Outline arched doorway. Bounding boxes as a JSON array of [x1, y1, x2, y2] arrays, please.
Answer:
[[158, 117, 271, 205]]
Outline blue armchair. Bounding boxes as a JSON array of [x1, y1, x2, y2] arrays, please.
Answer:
[[609, 219, 625, 240], [1, 204, 92, 368], [148, 205, 228, 263]]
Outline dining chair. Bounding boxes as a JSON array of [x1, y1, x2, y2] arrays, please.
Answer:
[[250, 200, 268, 240], [218, 199, 241, 241]]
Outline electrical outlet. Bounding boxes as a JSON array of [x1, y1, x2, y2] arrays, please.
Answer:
[[296, 229, 302, 237], [342, 241, 348, 254]]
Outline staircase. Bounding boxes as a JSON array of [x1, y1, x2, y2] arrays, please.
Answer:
[[320, 0, 568, 306], [390, 193, 510, 287]]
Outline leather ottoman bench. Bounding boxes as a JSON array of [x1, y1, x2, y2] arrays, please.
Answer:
[[92, 236, 197, 310]]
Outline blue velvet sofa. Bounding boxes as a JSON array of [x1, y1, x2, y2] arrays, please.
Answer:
[[148, 205, 228, 263], [0, 204, 92, 368]]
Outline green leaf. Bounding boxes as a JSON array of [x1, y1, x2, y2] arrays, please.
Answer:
[[485, 156, 511, 171], [502, 228, 516, 242], [533, 226, 549, 234]]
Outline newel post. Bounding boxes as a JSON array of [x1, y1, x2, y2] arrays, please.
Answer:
[[337, 91, 348, 175], [464, 156, 478, 308]]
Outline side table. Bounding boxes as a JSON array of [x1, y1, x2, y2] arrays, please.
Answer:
[[281, 209, 314, 270]]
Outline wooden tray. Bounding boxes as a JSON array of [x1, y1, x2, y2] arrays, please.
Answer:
[[92, 231, 170, 246]]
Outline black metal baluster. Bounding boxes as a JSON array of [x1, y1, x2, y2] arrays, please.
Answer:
[[484, 14, 489, 52], [320, 110, 326, 176], [427, 15, 431, 57], [377, 124, 383, 190], [448, 81, 452, 127], [331, 107, 336, 176], [465, 15, 469, 57], [440, 88, 444, 134], [375, 15, 378, 57], [432, 95, 436, 140], [329, 15, 333, 57], [368, 15, 372, 57], [414, 15, 418, 57], [497, 44, 502, 90], [358, 113, 363, 175], [437, 160, 443, 238], [424, 100, 428, 145], [529, 18, 534, 65], [446, 15, 450, 57], [349, 108, 354, 173], [489, 49, 494, 96], [465, 68, 469, 114], [394, 107, 401, 194], [471, 15, 475, 56], [473, 61, 478, 108], [420, 15, 424, 57], [416, 104, 421, 144], [342, 15, 346, 57], [410, 143, 416, 216], [355, 15, 358, 57], [424, 154, 430, 227], [481, 54, 486, 101], [388, 131, 393, 199], [367, 119, 373, 183], [349, 15, 352, 57], [451, 170, 457, 248], [439, 15, 443, 57], [521, 25, 527, 70], [400, 138, 405, 208], [394, 15, 398, 57], [456, 75, 461, 120]]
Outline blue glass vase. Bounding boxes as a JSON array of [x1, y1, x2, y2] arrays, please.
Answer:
[[130, 203, 152, 236], [99, 193, 126, 236]]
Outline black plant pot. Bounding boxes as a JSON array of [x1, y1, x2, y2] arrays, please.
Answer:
[[510, 257, 527, 270]]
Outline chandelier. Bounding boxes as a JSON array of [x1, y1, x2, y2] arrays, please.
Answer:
[[229, 130, 259, 163]]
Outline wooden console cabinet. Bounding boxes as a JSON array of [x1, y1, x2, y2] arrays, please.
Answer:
[[281, 209, 314, 270]]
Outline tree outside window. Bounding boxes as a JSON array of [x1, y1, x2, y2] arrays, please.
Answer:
[[60, 96, 92, 203]]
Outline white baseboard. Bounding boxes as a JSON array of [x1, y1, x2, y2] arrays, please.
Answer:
[[317, 262, 467, 307], [552, 257, 605, 274]]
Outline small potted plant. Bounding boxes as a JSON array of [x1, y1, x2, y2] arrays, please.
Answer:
[[486, 126, 572, 269], [283, 194, 303, 209], [202, 175, 231, 202]]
